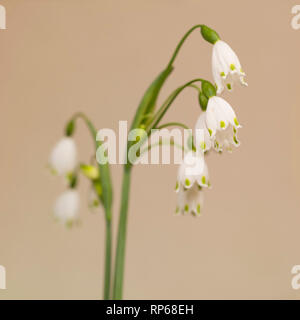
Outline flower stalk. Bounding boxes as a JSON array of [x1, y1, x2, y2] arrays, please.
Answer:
[[113, 167, 132, 299], [66, 112, 113, 300], [112, 25, 215, 299]]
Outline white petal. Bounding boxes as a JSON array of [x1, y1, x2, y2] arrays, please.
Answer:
[[194, 113, 212, 152], [214, 125, 240, 152], [49, 137, 77, 175], [218, 97, 237, 124], [206, 99, 219, 136], [211, 40, 247, 92], [212, 46, 225, 94], [183, 184, 204, 216], [54, 189, 79, 224], [207, 96, 229, 131], [219, 41, 241, 74], [177, 151, 206, 189], [196, 161, 210, 187]]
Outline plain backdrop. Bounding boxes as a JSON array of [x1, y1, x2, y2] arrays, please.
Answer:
[[0, 0, 300, 299]]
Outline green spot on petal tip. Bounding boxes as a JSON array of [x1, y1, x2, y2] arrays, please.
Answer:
[[233, 136, 239, 145], [220, 121, 225, 128], [185, 179, 190, 187]]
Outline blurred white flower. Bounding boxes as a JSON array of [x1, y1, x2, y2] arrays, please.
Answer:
[[49, 137, 77, 175], [176, 184, 204, 217], [194, 112, 212, 152], [206, 96, 241, 152], [212, 40, 247, 94], [175, 151, 210, 191], [54, 189, 79, 226]]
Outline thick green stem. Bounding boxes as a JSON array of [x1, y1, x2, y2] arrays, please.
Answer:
[[113, 167, 132, 299]]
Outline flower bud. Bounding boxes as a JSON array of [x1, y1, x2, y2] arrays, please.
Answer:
[[200, 25, 220, 44], [201, 81, 216, 99], [65, 120, 75, 137], [198, 91, 208, 111], [80, 164, 100, 180]]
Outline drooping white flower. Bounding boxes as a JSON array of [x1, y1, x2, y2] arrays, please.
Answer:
[[176, 184, 204, 217], [54, 189, 79, 226], [206, 96, 241, 152], [175, 151, 210, 191], [194, 112, 212, 152], [212, 40, 247, 94], [49, 137, 77, 175]]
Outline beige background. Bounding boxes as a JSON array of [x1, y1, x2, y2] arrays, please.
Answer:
[[0, 0, 300, 299]]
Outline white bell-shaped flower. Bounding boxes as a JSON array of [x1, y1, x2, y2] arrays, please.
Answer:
[[49, 137, 77, 175], [176, 184, 204, 217], [54, 189, 79, 226], [175, 151, 210, 191], [194, 112, 212, 152], [212, 40, 247, 94], [206, 96, 241, 152]]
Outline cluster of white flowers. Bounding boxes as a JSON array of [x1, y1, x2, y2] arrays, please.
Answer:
[[175, 39, 247, 217], [49, 137, 80, 226]]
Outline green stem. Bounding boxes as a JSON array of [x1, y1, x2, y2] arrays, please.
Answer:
[[149, 78, 205, 130], [104, 215, 112, 300], [71, 112, 113, 300], [167, 24, 203, 68], [113, 167, 131, 299]]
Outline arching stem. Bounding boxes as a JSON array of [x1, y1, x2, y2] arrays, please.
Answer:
[[70, 112, 113, 300]]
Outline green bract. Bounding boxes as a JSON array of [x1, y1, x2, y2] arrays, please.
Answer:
[[65, 119, 75, 136], [198, 91, 208, 111], [200, 25, 220, 44], [201, 81, 217, 99]]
